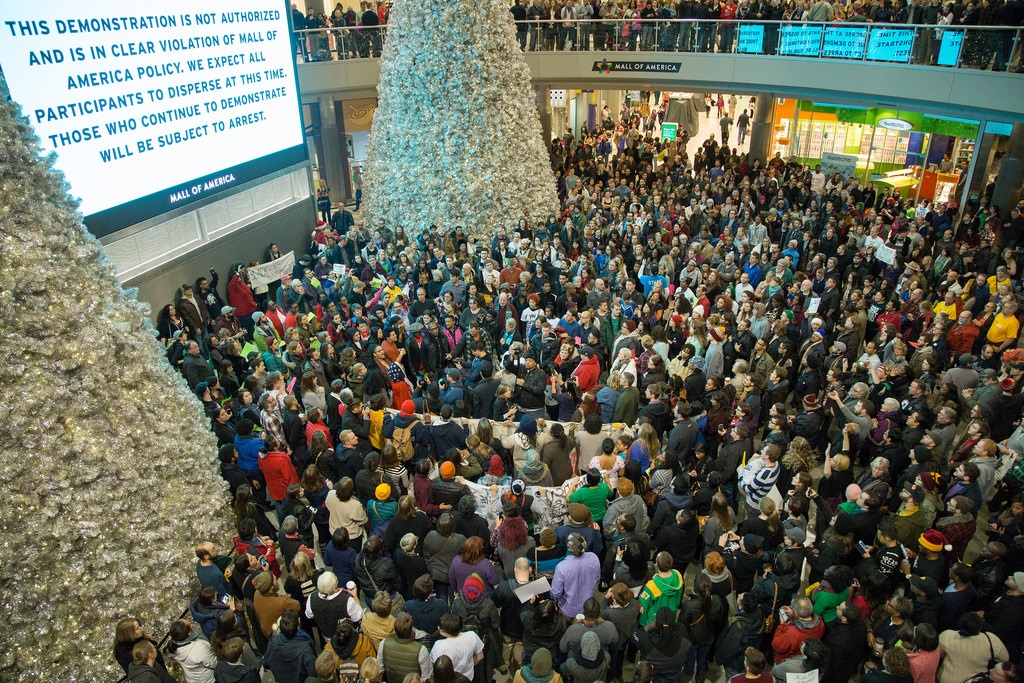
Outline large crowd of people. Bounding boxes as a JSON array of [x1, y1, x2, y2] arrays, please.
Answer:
[[122, 100, 1024, 683]]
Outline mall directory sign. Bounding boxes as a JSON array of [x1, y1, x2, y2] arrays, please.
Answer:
[[0, 0, 306, 237]]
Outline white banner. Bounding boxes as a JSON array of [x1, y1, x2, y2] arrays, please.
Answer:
[[247, 251, 295, 290]]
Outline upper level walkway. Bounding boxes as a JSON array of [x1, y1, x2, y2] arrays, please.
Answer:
[[295, 20, 1024, 122]]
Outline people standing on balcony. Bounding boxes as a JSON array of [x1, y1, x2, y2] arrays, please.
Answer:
[[719, 0, 738, 52], [512, 0, 530, 49], [640, 0, 658, 49], [527, 0, 546, 49]]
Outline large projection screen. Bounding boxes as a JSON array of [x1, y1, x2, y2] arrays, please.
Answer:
[[0, 0, 306, 237]]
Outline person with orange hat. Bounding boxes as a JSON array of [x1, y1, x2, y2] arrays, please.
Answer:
[[429, 460, 470, 512]]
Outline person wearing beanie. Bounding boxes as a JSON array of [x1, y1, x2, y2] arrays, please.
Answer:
[[367, 483, 398, 532], [502, 414, 542, 472], [252, 571, 301, 638], [480, 453, 511, 487], [429, 460, 471, 511], [915, 471, 943, 528], [910, 529, 952, 587], [451, 572, 502, 679], [559, 631, 608, 683], [382, 398, 430, 462]]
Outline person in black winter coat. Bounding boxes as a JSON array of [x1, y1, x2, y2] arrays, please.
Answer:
[[428, 406, 468, 459], [824, 601, 868, 683], [650, 476, 694, 532], [655, 509, 700, 573], [714, 592, 764, 679], [454, 495, 492, 553]]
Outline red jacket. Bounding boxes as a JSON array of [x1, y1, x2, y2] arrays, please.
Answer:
[[227, 273, 258, 317], [259, 450, 299, 501], [572, 354, 601, 393], [771, 617, 826, 663]]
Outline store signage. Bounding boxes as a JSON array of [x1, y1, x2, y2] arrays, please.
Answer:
[[779, 25, 822, 56], [822, 26, 868, 59], [877, 117, 915, 131], [737, 25, 764, 53], [592, 60, 681, 73], [937, 30, 965, 66], [821, 152, 858, 181], [661, 122, 678, 141], [866, 28, 914, 62]]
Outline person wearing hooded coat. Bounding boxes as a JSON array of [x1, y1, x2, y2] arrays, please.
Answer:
[[452, 573, 502, 680], [714, 592, 765, 679], [262, 609, 316, 683], [602, 479, 650, 540], [513, 647, 564, 683], [632, 607, 690, 683], [655, 509, 701, 573], [649, 475, 694, 532], [559, 631, 609, 683]]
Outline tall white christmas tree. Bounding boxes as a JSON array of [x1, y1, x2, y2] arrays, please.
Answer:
[[0, 77, 232, 680], [363, 0, 559, 235]]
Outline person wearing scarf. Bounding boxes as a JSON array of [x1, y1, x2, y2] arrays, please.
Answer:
[[559, 631, 608, 683], [513, 647, 563, 683], [519, 449, 552, 486]]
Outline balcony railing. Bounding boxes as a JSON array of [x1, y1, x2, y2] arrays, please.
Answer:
[[294, 20, 1023, 72]]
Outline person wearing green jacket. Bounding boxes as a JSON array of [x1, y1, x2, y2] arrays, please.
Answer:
[[637, 552, 684, 627]]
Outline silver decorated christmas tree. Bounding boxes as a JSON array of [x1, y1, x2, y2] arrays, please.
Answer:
[[363, 0, 559, 235], [0, 77, 232, 680]]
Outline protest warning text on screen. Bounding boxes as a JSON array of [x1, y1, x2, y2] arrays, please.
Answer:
[[0, 1, 306, 238]]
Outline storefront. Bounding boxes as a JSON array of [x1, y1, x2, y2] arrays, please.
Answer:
[[771, 99, 980, 204]]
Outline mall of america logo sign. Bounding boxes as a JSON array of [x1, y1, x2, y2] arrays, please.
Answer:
[[593, 60, 681, 73]]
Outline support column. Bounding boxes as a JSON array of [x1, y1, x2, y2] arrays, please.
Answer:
[[318, 97, 348, 205], [990, 122, 1024, 216], [747, 92, 774, 165], [539, 85, 553, 145]]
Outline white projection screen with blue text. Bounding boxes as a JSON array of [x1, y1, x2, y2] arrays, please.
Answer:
[[0, 0, 306, 237]]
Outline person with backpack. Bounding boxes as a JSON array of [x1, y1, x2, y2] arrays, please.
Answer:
[[384, 401, 430, 464], [715, 592, 765, 680]]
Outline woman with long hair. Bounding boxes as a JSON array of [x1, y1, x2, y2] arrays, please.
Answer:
[[702, 492, 734, 554], [114, 618, 168, 676], [540, 423, 574, 484], [779, 435, 817, 488], [448, 536, 499, 597], [737, 496, 782, 550], [492, 502, 536, 576], [301, 464, 331, 552], [233, 483, 277, 541]]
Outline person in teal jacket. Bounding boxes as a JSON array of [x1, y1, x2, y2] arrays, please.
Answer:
[[367, 483, 398, 532]]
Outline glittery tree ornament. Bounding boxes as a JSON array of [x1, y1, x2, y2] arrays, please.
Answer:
[[0, 77, 232, 680], [363, 0, 559, 237]]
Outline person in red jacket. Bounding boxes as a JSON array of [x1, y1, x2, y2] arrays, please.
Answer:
[[259, 436, 300, 520], [572, 346, 601, 393], [771, 595, 826, 663], [227, 264, 258, 333]]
